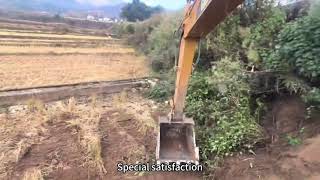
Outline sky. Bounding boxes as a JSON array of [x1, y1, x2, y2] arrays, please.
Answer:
[[76, 0, 185, 10]]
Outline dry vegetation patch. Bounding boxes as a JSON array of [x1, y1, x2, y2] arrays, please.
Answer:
[[0, 54, 149, 90], [0, 27, 150, 90], [0, 46, 134, 55], [0, 92, 161, 179], [0, 30, 111, 40]]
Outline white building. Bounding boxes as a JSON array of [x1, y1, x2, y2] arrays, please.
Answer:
[[86, 15, 95, 21]]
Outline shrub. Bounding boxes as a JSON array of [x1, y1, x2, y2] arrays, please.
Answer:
[[303, 88, 320, 106], [125, 24, 135, 34], [267, 15, 320, 82], [127, 14, 163, 54], [309, 0, 320, 18], [111, 22, 136, 37], [147, 12, 183, 72], [147, 80, 174, 102], [205, 15, 243, 62], [244, 8, 286, 68], [146, 71, 175, 102], [185, 58, 262, 166]]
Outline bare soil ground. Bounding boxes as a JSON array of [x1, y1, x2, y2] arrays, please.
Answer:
[[0, 92, 201, 180], [214, 96, 320, 180]]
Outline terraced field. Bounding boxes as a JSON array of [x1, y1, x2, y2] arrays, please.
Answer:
[[0, 28, 149, 90]]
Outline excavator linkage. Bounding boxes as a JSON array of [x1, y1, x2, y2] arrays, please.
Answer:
[[156, 0, 244, 164], [156, 116, 199, 164]]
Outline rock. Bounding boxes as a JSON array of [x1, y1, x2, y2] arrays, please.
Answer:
[[112, 112, 120, 116], [131, 88, 137, 93], [52, 159, 59, 165], [147, 80, 157, 87]]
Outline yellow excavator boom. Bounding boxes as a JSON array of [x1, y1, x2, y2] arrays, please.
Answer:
[[173, 0, 244, 120], [157, 0, 244, 163]]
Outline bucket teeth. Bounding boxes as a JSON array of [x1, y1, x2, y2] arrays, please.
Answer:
[[156, 116, 199, 163]]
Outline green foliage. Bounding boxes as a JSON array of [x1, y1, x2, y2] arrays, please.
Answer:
[[116, 12, 182, 72], [267, 15, 320, 81], [147, 80, 174, 102], [126, 14, 163, 53], [286, 127, 305, 146], [286, 135, 302, 146], [244, 8, 286, 67], [281, 75, 309, 94], [146, 71, 176, 102], [111, 22, 136, 37], [240, 0, 276, 26], [303, 88, 320, 106], [147, 12, 183, 72], [125, 24, 135, 34], [120, 0, 163, 22], [309, 0, 320, 18], [205, 15, 242, 61], [185, 58, 262, 165]]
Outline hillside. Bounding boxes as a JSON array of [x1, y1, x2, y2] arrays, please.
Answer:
[[0, 0, 126, 18]]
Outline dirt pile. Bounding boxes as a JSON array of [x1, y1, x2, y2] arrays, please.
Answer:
[[214, 96, 320, 180]]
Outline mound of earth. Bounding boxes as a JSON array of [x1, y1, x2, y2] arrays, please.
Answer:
[[214, 96, 320, 180]]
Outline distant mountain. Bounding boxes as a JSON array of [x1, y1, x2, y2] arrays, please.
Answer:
[[0, 0, 126, 18]]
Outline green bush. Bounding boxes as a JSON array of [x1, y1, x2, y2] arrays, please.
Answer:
[[185, 58, 262, 165], [303, 88, 320, 106], [111, 22, 136, 37], [125, 24, 135, 34], [120, 0, 162, 22], [267, 15, 320, 81], [244, 8, 286, 67], [309, 0, 320, 18], [127, 14, 163, 53], [147, 80, 174, 102], [205, 15, 242, 62], [116, 12, 182, 72], [147, 12, 183, 72], [146, 71, 176, 102]]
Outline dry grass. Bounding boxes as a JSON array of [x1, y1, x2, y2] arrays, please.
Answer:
[[112, 91, 157, 134], [22, 168, 44, 180], [0, 92, 159, 179], [0, 29, 111, 40], [0, 100, 49, 178], [64, 97, 107, 176], [0, 27, 149, 90], [0, 46, 134, 55], [0, 28, 45, 33], [0, 42, 124, 48], [0, 97, 108, 178], [0, 38, 121, 43], [0, 54, 149, 90]]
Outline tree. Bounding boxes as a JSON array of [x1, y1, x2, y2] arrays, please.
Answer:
[[120, 0, 163, 22]]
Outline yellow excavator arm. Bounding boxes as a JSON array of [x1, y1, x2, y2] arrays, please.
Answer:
[[157, 0, 244, 163], [173, 0, 244, 120]]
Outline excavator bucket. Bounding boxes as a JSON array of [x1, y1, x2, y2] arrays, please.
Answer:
[[156, 116, 199, 164]]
